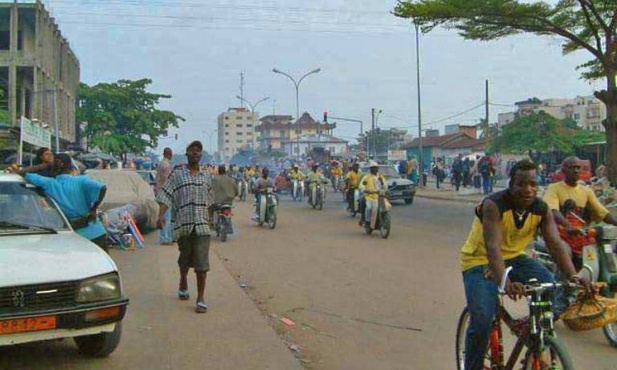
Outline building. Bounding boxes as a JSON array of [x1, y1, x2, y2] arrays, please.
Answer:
[[280, 134, 348, 157], [402, 125, 485, 167], [255, 112, 336, 157], [217, 107, 258, 161], [0, 0, 80, 153], [498, 96, 607, 131]]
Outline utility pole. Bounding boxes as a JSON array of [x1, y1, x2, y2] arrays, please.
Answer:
[[415, 22, 423, 181], [485, 80, 490, 142], [54, 88, 59, 152], [239, 72, 245, 108], [371, 108, 375, 159]]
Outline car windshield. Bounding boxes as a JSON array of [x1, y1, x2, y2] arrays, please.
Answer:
[[361, 166, 400, 178], [0, 182, 70, 233]]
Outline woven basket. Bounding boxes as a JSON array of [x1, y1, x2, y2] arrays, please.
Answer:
[[562, 292, 617, 331]]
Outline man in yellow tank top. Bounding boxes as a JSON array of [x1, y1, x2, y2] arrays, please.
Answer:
[[461, 159, 589, 370]]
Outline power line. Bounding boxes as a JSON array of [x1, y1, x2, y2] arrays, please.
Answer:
[[424, 103, 485, 126]]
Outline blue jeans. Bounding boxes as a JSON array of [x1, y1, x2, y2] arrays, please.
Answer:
[[158, 209, 174, 243], [462, 255, 554, 370], [482, 175, 491, 195]]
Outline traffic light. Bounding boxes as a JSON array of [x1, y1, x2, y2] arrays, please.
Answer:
[[323, 111, 328, 123]]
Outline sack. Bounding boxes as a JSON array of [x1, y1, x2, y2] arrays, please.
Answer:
[[562, 291, 617, 331]]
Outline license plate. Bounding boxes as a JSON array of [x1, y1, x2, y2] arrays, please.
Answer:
[[0, 316, 57, 335]]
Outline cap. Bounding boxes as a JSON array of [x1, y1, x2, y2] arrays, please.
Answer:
[[368, 160, 379, 167], [186, 140, 203, 151]]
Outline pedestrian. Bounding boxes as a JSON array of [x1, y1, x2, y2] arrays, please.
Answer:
[[452, 155, 463, 191], [11, 153, 109, 252], [156, 140, 214, 314], [479, 156, 493, 195], [155, 147, 175, 245]]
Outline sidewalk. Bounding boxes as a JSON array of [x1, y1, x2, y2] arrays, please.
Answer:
[[415, 179, 505, 204], [108, 232, 304, 370]]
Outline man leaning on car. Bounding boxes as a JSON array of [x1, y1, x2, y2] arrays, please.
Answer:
[[9, 153, 109, 253]]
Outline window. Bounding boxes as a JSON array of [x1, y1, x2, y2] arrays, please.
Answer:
[[225, 124, 229, 128], [225, 140, 229, 143], [236, 132, 243, 135], [247, 124, 252, 128], [236, 116, 243, 120], [225, 132, 229, 135], [280, 130, 285, 138], [236, 140, 243, 144], [237, 124, 243, 128], [225, 116, 229, 120]]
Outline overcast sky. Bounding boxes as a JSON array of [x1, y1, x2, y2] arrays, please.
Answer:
[[39, 0, 603, 154]]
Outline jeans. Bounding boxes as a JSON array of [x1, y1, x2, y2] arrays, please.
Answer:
[[365, 199, 378, 225], [482, 175, 491, 195], [158, 209, 174, 243], [462, 255, 554, 370]]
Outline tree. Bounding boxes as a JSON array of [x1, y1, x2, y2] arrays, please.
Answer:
[[77, 79, 184, 158], [394, 0, 617, 180], [491, 111, 604, 154], [359, 129, 394, 157]]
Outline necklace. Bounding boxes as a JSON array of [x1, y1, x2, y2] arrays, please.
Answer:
[[514, 210, 528, 222]]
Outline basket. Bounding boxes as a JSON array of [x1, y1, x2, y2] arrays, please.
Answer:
[[562, 292, 617, 331]]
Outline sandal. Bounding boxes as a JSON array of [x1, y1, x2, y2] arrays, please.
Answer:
[[195, 301, 208, 313], [178, 289, 190, 300]]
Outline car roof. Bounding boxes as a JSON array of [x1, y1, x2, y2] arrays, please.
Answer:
[[0, 172, 26, 183]]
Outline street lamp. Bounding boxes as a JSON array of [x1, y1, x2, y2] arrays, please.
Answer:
[[414, 21, 423, 183], [272, 67, 321, 159], [206, 129, 218, 162], [236, 95, 269, 151]]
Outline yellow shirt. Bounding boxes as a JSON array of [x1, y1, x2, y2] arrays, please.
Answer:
[[359, 173, 385, 202], [346, 170, 362, 188], [461, 190, 547, 271], [543, 181, 608, 223], [331, 167, 343, 177], [289, 170, 305, 181]]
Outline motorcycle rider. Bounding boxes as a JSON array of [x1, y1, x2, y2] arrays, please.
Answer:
[[210, 165, 239, 225], [288, 164, 305, 198], [345, 162, 362, 211], [330, 161, 343, 190], [358, 161, 386, 228], [307, 164, 326, 205], [461, 159, 590, 370], [543, 156, 617, 269], [251, 167, 275, 221]]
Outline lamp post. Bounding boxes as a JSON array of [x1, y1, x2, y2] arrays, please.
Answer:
[[272, 67, 321, 159], [236, 95, 269, 151], [414, 22, 423, 181], [206, 129, 218, 163]]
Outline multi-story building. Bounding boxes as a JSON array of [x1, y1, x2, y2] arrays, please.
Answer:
[[0, 1, 80, 152], [497, 96, 607, 131], [256, 112, 336, 157], [217, 107, 258, 161]]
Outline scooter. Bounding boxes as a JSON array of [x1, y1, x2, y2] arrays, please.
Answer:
[[255, 187, 277, 229], [213, 204, 234, 242], [364, 190, 391, 239], [309, 182, 327, 210], [346, 187, 360, 218], [237, 178, 248, 202], [291, 179, 304, 202]]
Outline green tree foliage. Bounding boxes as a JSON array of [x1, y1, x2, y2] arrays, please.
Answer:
[[491, 112, 604, 154], [77, 79, 184, 157], [394, 0, 617, 179], [359, 129, 394, 156]]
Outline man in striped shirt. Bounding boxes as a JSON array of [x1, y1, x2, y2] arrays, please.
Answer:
[[156, 140, 214, 313]]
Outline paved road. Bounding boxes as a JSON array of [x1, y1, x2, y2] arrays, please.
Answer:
[[1, 190, 615, 370], [218, 192, 616, 370]]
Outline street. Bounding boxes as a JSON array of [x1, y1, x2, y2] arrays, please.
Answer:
[[1, 192, 615, 370]]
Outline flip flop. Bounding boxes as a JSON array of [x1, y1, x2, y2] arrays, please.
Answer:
[[178, 289, 190, 300], [195, 301, 208, 313]]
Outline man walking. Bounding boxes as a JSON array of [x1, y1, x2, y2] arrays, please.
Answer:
[[156, 141, 214, 313], [155, 147, 174, 245]]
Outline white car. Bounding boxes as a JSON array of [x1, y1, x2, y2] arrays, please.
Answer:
[[0, 173, 128, 357], [359, 164, 416, 204]]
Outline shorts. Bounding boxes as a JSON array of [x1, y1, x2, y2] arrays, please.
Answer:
[[177, 232, 211, 272]]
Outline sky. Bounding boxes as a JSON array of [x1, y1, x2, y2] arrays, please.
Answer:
[[34, 0, 604, 155]]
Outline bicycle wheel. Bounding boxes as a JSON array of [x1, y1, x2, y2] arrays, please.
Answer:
[[522, 335, 574, 370], [267, 208, 277, 229], [601, 291, 617, 347], [455, 307, 492, 370], [379, 213, 390, 239]]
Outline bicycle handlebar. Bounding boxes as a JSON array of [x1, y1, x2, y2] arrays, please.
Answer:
[[498, 266, 580, 295]]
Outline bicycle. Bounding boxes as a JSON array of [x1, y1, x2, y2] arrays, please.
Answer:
[[455, 266, 577, 370]]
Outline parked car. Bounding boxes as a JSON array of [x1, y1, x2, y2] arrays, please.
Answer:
[[0, 173, 129, 357], [359, 164, 416, 204]]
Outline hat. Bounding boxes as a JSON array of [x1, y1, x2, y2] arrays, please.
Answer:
[[293, 164, 299, 168], [186, 140, 203, 151], [368, 160, 379, 167]]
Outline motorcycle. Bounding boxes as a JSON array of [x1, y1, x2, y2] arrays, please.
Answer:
[[213, 204, 234, 242], [332, 175, 342, 193], [530, 199, 617, 347], [255, 186, 277, 229], [346, 187, 361, 218], [291, 179, 304, 202], [309, 181, 327, 210], [364, 190, 391, 239], [237, 178, 248, 202]]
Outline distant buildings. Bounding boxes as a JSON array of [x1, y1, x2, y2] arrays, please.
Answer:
[[217, 107, 258, 161], [498, 96, 606, 131], [0, 1, 80, 151]]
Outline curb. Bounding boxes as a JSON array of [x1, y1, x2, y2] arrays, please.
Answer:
[[415, 193, 481, 204]]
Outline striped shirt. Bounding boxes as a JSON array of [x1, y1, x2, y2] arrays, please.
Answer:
[[25, 173, 107, 240], [156, 167, 213, 237]]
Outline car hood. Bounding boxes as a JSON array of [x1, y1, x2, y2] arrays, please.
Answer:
[[0, 232, 117, 287], [384, 177, 415, 187]]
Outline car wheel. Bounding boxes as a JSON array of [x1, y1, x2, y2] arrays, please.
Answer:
[[74, 322, 122, 357]]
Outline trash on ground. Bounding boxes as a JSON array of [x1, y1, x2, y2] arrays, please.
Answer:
[[281, 317, 296, 327]]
